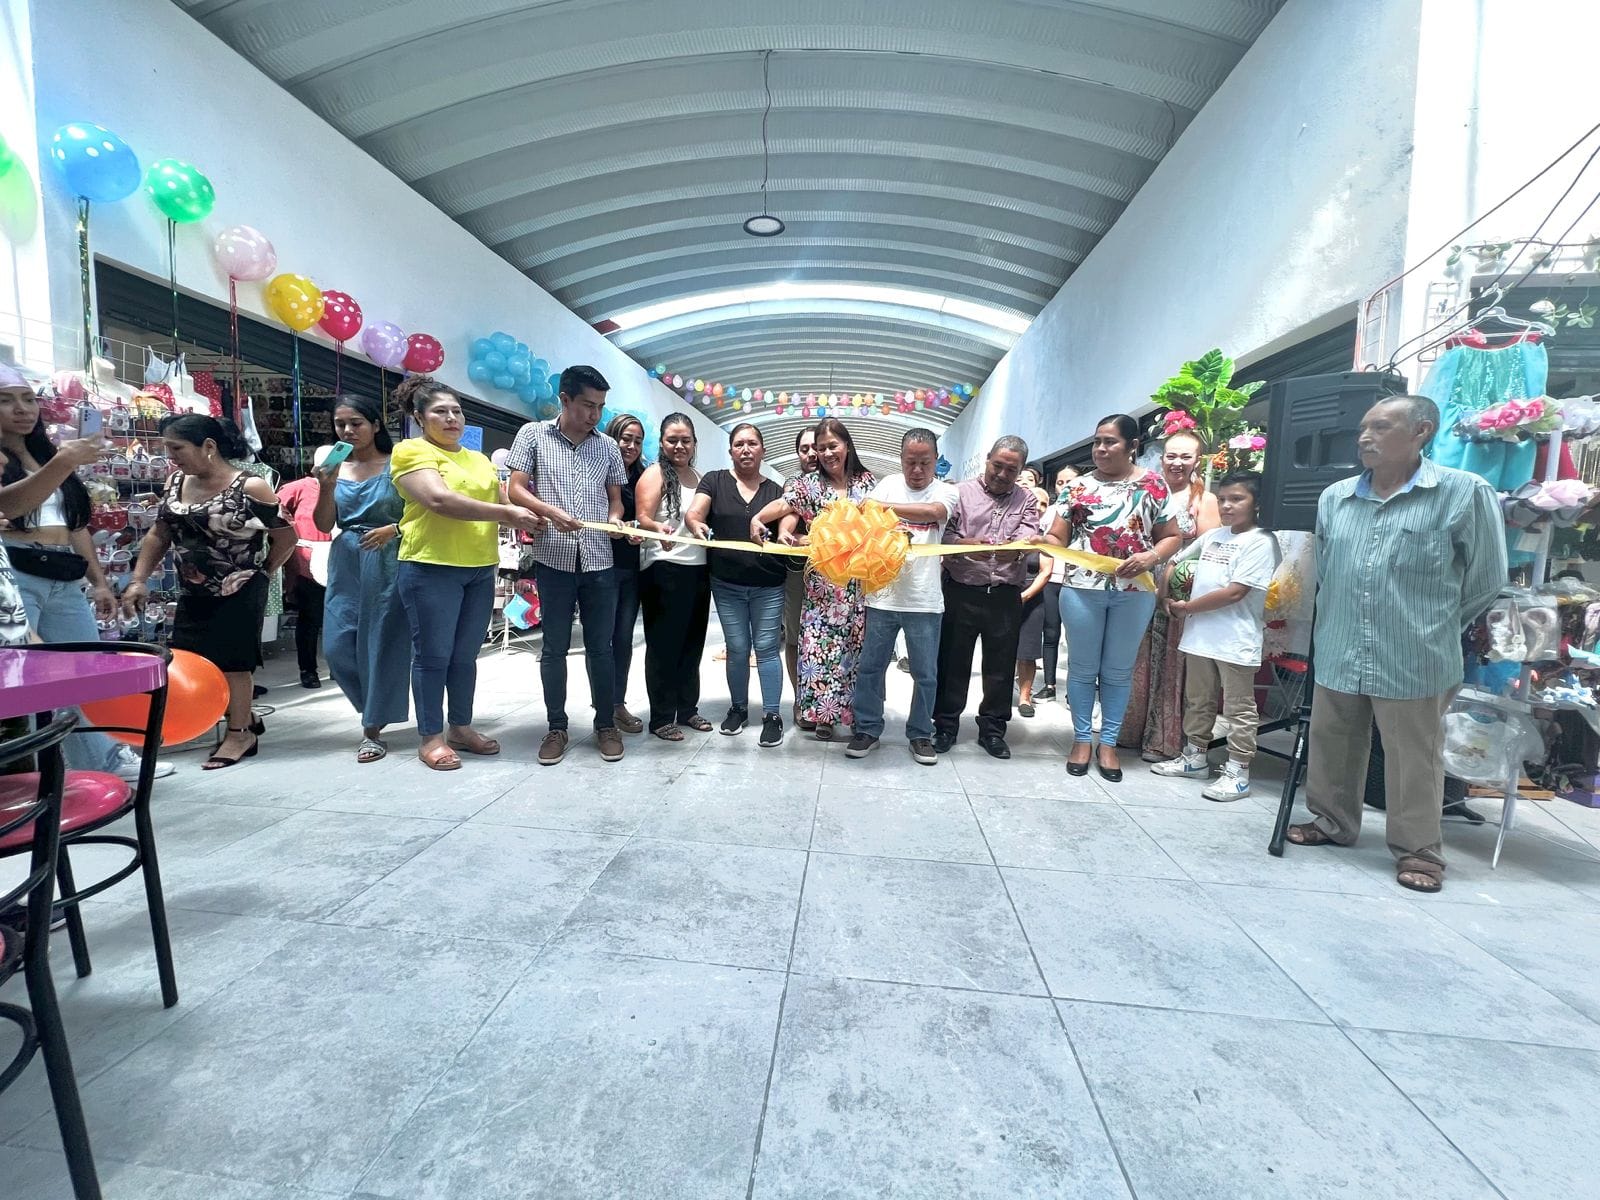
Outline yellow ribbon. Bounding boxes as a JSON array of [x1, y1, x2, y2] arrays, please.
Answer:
[[578, 509, 1155, 592]]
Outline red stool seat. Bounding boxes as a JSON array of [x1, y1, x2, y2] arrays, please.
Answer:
[[0, 772, 132, 851]]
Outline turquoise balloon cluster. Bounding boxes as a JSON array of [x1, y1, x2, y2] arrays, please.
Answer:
[[601, 405, 660, 463], [467, 331, 555, 413]]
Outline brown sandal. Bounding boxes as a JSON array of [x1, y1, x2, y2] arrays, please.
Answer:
[[420, 743, 462, 771], [652, 725, 685, 742], [682, 714, 713, 733], [447, 732, 500, 756], [1285, 822, 1342, 847], [1396, 856, 1443, 893]]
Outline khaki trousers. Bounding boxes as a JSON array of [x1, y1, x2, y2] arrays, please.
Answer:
[[1305, 684, 1453, 870], [1181, 653, 1261, 763]]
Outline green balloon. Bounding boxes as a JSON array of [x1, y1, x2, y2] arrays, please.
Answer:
[[0, 132, 14, 176], [144, 157, 215, 223]]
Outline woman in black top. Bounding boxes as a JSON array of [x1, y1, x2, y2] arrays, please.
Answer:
[[604, 413, 646, 734], [685, 423, 787, 747]]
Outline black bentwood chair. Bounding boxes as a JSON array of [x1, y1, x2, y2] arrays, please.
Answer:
[[0, 713, 103, 1199], [0, 641, 179, 1008]]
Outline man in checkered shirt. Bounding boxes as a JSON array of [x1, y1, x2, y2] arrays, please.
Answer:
[[506, 365, 628, 766]]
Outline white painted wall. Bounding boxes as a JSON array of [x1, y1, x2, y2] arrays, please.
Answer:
[[1389, 0, 1600, 382], [24, 0, 726, 466], [940, 0, 1423, 476], [0, 0, 58, 370]]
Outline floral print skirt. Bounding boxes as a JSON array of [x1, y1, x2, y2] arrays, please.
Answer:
[[795, 571, 866, 726]]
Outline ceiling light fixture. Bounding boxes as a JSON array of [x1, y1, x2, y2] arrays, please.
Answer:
[[743, 50, 785, 238]]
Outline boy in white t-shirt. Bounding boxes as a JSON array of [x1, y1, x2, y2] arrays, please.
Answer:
[[1151, 471, 1280, 800], [848, 429, 959, 765]]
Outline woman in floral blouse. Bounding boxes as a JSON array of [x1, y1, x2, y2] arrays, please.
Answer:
[[759, 418, 876, 739], [1044, 414, 1180, 782]]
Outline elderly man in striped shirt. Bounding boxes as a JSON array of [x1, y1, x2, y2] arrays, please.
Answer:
[[1287, 394, 1506, 893]]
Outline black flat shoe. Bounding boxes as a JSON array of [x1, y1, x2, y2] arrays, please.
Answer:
[[1066, 746, 1092, 776], [979, 734, 1010, 759], [1095, 749, 1123, 783]]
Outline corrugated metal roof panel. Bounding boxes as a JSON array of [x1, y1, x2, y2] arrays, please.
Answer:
[[171, 0, 1286, 435]]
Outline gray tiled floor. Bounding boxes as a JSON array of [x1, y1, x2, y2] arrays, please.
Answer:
[[5, 643, 1600, 1198]]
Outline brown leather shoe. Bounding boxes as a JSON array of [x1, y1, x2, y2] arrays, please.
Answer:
[[596, 727, 625, 762], [612, 704, 644, 734], [537, 730, 569, 766]]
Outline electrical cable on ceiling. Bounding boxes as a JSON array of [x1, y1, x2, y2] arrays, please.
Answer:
[[742, 50, 784, 237], [1386, 129, 1600, 369]]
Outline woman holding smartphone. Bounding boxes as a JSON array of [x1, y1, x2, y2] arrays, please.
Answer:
[[312, 395, 412, 763], [0, 365, 174, 778]]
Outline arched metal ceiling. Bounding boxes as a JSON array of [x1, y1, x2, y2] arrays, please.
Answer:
[[174, 0, 1285, 440]]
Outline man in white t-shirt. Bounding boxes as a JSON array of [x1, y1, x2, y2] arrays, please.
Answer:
[[847, 429, 960, 765], [1152, 471, 1279, 800]]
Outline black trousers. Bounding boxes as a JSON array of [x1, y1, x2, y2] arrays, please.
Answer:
[[292, 577, 325, 674], [1042, 580, 1063, 689], [640, 561, 711, 730], [934, 578, 1023, 740]]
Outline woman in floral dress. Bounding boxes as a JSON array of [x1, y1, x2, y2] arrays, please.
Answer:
[[765, 418, 876, 739], [1044, 414, 1180, 782], [1121, 429, 1220, 759]]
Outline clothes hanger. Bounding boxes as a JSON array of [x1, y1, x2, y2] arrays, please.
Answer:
[[1470, 305, 1557, 338]]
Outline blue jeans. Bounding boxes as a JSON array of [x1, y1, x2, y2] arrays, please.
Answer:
[[534, 564, 618, 731], [396, 562, 496, 737], [854, 607, 941, 741], [1059, 585, 1158, 744], [709, 579, 784, 715], [15, 570, 124, 771]]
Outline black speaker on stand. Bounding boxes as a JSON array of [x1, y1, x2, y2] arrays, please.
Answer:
[[1260, 370, 1408, 532], [1261, 370, 1407, 853]]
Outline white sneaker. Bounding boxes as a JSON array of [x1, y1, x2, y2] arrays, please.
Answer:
[[111, 745, 175, 781], [1150, 745, 1209, 778], [1202, 763, 1250, 802]]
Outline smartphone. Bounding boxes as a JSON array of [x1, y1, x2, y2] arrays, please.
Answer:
[[79, 405, 103, 437], [321, 441, 355, 470]]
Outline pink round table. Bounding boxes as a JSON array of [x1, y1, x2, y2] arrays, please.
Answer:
[[0, 648, 167, 721]]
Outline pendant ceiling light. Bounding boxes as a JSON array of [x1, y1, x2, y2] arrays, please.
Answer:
[[743, 50, 785, 238]]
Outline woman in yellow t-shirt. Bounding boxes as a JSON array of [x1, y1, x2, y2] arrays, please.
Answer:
[[390, 375, 541, 770]]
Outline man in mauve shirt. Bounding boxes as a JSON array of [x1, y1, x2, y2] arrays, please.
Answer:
[[932, 435, 1041, 759]]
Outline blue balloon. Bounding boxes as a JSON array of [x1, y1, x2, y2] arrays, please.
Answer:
[[490, 332, 515, 353], [515, 342, 529, 356], [470, 338, 494, 360], [492, 373, 515, 391], [50, 123, 141, 203], [467, 361, 493, 383], [507, 353, 530, 377], [483, 350, 507, 372], [527, 366, 547, 387], [515, 382, 540, 404], [538, 380, 555, 401], [533, 358, 550, 377]]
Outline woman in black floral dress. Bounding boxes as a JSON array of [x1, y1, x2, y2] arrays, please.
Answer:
[[124, 416, 296, 768]]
